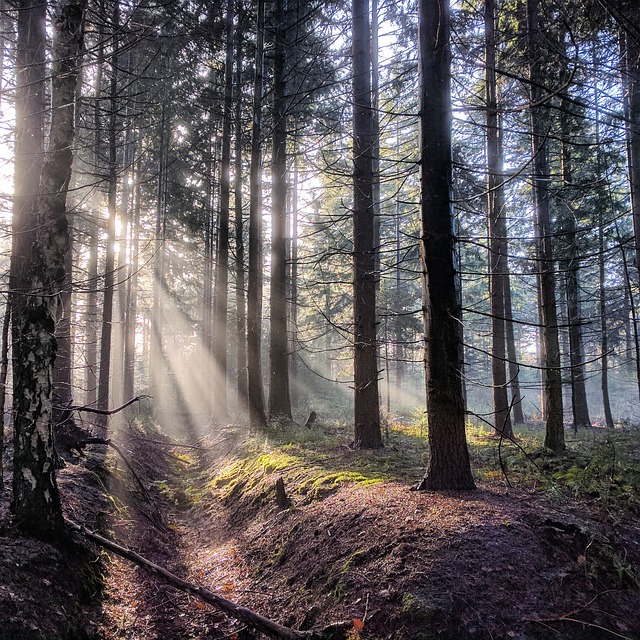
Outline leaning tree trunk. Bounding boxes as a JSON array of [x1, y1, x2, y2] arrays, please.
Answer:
[[417, 0, 474, 489], [352, 0, 382, 449], [527, 0, 564, 453], [269, 0, 292, 421], [12, 0, 87, 539]]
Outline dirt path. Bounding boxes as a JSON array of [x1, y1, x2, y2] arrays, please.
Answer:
[[84, 431, 640, 640]]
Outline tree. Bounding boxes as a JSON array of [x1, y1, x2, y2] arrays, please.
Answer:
[[417, 0, 474, 490], [526, 0, 564, 453], [485, 0, 513, 438], [247, 0, 268, 428], [557, 91, 592, 430], [12, 0, 88, 538], [352, 0, 382, 448], [213, 0, 235, 417], [268, 0, 292, 421], [97, 0, 121, 424], [234, 5, 248, 405]]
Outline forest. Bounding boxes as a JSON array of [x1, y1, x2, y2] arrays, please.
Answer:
[[0, 0, 640, 638]]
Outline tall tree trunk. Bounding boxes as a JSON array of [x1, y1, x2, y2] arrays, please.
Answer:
[[620, 26, 640, 396], [202, 110, 215, 355], [214, 0, 235, 417], [352, 0, 382, 448], [150, 104, 167, 415], [289, 147, 299, 406], [234, 8, 248, 407], [416, 0, 474, 489], [0, 0, 11, 489], [620, 28, 640, 294], [247, 0, 267, 428], [97, 0, 120, 425], [85, 11, 105, 407], [371, 0, 381, 291], [0, 301, 9, 490], [394, 128, 404, 412], [85, 224, 99, 405], [116, 52, 134, 408], [0, 1, 7, 114], [559, 115, 591, 430], [615, 218, 640, 399], [485, 0, 513, 438], [527, 0, 564, 453], [598, 217, 615, 428], [11, 0, 47, 525], [269, 0, 292, 421], [123, 162, 141, 402], [12, 0, 87, 539]]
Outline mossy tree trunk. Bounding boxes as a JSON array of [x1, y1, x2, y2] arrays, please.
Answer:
[[12, 0, 88, 539]]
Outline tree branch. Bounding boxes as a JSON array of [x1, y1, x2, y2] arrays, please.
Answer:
[[67, 520, 350, 639]]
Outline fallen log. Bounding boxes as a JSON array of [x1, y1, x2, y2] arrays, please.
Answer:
[[67, 519, 349, 640]]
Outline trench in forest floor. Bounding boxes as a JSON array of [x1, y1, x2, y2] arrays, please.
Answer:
[[80, 422, 640, 640]]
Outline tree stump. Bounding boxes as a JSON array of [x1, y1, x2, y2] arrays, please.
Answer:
[[303, 411, 317, 429], [275, 477, 291, 509]]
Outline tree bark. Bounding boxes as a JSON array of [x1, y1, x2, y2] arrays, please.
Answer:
[[97, 0, 120, 426], [620, 26, 640, 295], [214, 0, 235, 417], [247, 0, 267, 428], [289, 146, 299, 406], [85, 14, 104, 406], [123, 157, 142, 402], [417, 0, 474, 489], [12, 0, 87, 539], [527, 0, 564, 453], [352, 0, 382, 449], [234, 8, 248, 406], [485, 0, 513, 438], [9, 0, 47, 494], [269, 0, 292, 421], [559, 111, 591, 431]]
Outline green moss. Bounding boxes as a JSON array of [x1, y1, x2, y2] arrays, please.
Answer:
[[299, 470, 383, 499], [400, 593, 440, 624], [342, 550, 367, 573]]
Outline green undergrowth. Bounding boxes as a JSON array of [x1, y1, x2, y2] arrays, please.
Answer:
[[468, 423, 640, 515], [187, 419, 431, 509], [184, 416, 640, 518]]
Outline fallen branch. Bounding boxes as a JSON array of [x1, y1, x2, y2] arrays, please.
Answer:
[[56, 395, 150, 417], [67, 520, 348, 639]]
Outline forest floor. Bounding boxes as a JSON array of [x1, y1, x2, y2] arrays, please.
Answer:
[[1, 416, 640, 640]]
